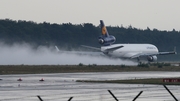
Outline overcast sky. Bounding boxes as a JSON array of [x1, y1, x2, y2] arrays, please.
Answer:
[[0, 0, 180, 31]]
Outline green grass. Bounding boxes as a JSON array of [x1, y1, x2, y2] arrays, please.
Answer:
[[76, 78, 180, 85], [0, 64, 180, 75]]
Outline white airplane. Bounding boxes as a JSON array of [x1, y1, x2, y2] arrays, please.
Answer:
[[82, 20, 177, 62]]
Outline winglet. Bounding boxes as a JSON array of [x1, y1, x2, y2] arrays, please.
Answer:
[[174, 46, 177, 54], [55, 46, 60, 52]]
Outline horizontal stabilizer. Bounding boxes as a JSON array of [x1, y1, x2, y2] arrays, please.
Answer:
[[104, 46, 124, 52], [81, 45, 101, 51]]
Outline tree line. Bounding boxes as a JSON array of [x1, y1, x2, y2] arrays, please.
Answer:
[[0, 19, 179, 52]]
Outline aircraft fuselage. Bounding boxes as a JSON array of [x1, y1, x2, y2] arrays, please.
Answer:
[[101, 44, 159, 58]]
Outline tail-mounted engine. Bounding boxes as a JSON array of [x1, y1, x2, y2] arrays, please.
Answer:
[[147, 56, 157, 62], [98, 35, 116, 46]]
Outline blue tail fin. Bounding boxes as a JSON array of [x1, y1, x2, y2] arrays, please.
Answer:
[[100, 20, 109, 37], [99, 20, 116, 46]]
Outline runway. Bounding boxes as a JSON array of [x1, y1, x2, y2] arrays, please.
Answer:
[[0, 72, 180, 101]]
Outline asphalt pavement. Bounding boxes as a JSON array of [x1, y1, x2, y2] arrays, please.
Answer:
[[0, 72, 180, 101]]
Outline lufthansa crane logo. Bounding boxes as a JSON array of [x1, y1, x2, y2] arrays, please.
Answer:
[[102, 26, 107, 35]]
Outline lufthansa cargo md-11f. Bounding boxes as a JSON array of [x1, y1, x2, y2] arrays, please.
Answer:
[[82, 20, 177, 62]]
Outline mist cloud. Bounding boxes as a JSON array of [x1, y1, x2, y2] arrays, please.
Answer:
[[0, 43, 137, 65]]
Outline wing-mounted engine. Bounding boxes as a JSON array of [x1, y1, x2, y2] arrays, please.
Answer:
[[98, 35, 116, 46], [147, 56, 157, 62]]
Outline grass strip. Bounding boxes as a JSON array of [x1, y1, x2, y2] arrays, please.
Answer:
[[76, 78, 180, 85], [0, 65, 180, 75]]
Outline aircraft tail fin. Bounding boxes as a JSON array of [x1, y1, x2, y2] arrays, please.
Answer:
[[100, 20, 109, 37], [99, 20, 116, 46]]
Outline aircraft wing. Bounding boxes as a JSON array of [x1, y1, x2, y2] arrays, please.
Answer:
[[158, 47, 177, 55]]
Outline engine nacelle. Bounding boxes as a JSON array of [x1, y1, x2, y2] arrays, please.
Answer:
[[147, 56, 157, 62], [98, 35, 116, 46]]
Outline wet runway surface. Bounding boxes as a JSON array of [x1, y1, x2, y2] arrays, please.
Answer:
[[0, 72, 180, 101]]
